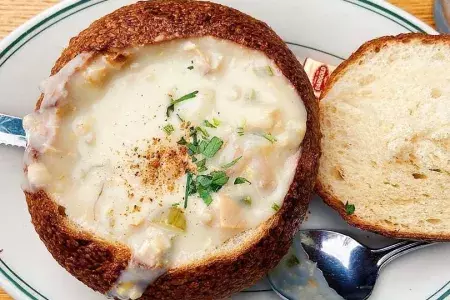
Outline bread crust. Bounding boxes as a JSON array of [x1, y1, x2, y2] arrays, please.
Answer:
[[318, 33, 450, 241], [25, 1, 321, 299]]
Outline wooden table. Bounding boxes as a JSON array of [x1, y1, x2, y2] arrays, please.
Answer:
[[0, 0, 436, 299]]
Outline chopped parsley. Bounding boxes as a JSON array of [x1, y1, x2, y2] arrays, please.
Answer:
[[202, 136, 223, 158], [204, 118, 221, 128], [195, 158, 207, 172], [186, 170, 229, 206], [221, 156, 242, 169], [237, 127, 245, 136], [163, 124, 174, 135], [272, 203, 280, 211], [286, 255, 300, 268], [187, 65, 194, 70], [241, 196, 252, 206], [166, 91, 199, 117], [177, 137, 188, 145], [345, 202, 355, 215], [196, 126, 209, 139], [234, 177, 251, 185], [266, 66, 274, 76], [262, 133, 277, 143]]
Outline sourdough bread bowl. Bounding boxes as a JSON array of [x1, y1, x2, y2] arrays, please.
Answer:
[[317, 33, 450, 241], [22, 1, 320, 299]]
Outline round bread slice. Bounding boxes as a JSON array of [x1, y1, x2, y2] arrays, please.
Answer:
[[318, 33, 450, 241], [22, 1, 320, 299]]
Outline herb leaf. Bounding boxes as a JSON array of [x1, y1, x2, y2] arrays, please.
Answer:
[[202, 137, 223, 158], [198, 187, 213, 206], [211, 171, 229, 186], [237, 127, 245, 136], [197, 175, 213, 187], [163, 124, 174, 135], [345, 202, 355, 215], [272, 203, 280, 211], [187, 66, 194, 70], [166, 91, 199, 117], [204, 118, 221, 128], [234, 177, 251, 185], [177, 137, 188, 145], [262, 133, 277, 144], [286, 255, 300, 268], [221, 156, 242, 169], [198, 140, 208, 153], [196, 126, 209, 139], [204, 120, 216, 128], [195, 158, 207, 172]]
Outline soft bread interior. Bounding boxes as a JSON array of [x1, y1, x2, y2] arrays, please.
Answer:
[[319, 38, 450, 235]]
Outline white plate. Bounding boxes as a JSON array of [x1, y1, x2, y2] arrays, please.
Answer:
[[0, 1, 448, 300]]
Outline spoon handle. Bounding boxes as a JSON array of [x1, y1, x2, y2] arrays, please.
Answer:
[[371, 241, 435, 268]]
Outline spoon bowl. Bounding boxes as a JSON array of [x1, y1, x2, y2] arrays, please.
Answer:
[[269, 230, 432, 300]]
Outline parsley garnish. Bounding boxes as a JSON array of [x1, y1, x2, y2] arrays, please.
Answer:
[[262, 133, 277, 143], [241, 196, 252, 206], [221, 156, 242, 169], [202, 137, 223, 158], [234, 177, 251, 185], [198, 140, 208, 154], [345, 202, 355, 215], [187, 66, 194, 70], [266, 66, 274, 76], [177, 137, 188, 145], [195, 158, 207, 172], [237, 127, 245, 136], [196, 126, 209, 139], [272, 203, 280, 211], [186, 171, 229, 206], [204, 118, 221, 128], [204, 120, 216, 128], [163, 124, 174, 135], [166, 91, 199, 117], [286, 255, 300, 268]]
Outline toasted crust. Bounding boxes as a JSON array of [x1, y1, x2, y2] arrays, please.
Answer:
[[318, 33, 450, 241], [25, 1, 320, 299]]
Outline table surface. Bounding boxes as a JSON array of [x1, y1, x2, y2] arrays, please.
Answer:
[[0, 0, 436, 299]]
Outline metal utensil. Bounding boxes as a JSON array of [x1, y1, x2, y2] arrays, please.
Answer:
[[270, 230, 433, 300], [0, 113, 26, 148]]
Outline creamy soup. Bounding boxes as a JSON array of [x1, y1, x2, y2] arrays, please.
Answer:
[[23, 37, 307, 299]]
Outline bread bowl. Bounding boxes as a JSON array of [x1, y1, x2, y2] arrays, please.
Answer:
[[21, 1, 320, 299], [317, 33, 450, 241]]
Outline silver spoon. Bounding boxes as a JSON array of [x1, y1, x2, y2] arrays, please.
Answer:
[[269, 230, 434, 300]]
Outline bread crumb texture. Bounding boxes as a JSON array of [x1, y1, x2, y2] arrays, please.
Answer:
[[319, 34, 450, 239]]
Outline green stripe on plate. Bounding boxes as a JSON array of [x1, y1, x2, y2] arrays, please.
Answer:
[[350, 0, 426, 32], [0, 259, 47, 300], [0, 264, 38, 300], [0, 0, 108, 68]]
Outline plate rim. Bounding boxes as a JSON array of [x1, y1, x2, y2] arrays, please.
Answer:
[[0, 0, 442, 299]]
